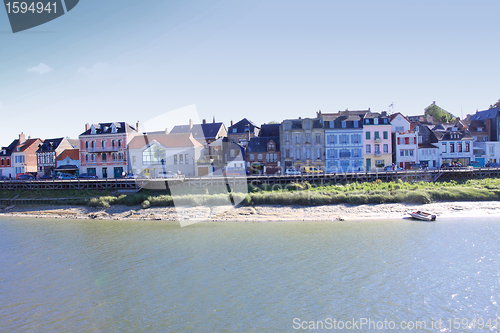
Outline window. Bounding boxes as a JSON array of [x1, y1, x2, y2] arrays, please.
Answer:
[[328, 135, 335, 144], [305, 134, 311, 143], [383, 144, 388, 153], [296, 149, 300, 159], [102, 154, 107, 162], [366, 132, 370, 140], [341, 134, 348, 144], [353, 149, 360, 158], [352, 134, 360, 144], [85, 141, 88, 149], [442, 143, 447, 153], [397, 137, 400, 145], [400, 150, 404, 157], [230, 149, 236, 158], [250, 154, 255, 161], [118, 140, 122, 148], [458, 143, 462, 152], [316, 148, 321, 159], [374, 118, 379, 125], [285, 149, 290, 158], [375, 160, 384, 167], [374, 131, 380, 140], [304, 122, 311, 130], [174, 155, 178, 164], [465, 142, 470, 152], [342, 121, 346, 128], [374, 144, 380, 154], [179, 154, 183, 164], [258, 154, 263, 161], [395, 126, 404, 132], [409, 150, 414, 156], [285, 133, 290, 142], [315, 134, 320, 144], [232, 128, 237, 133], [450, 144, 455, 153], [383, 131, 388, 140], [354, 121, 359, 128], [102, 140, 105, 148], [295, 135, 300, 144], [185, 154, 189, 164], [306, 149, 310, 159], [365, 119, 369, 124], [284, 123, 290, 131], [404, 137, 409, 145], [143, 145, 166, 165], [132, 156, 136, 166], [366, 145, 371, 153]]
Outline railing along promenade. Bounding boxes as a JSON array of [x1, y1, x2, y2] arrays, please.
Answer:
[[1, 167, 500, 191]]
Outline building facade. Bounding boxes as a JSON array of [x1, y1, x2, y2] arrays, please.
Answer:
[[36, 138, 73, 176], [363, 112, 392, 171], [322, 111, 365, 173], [128, 132, 203, 177], [12, 135, 42, 176], [227, 118, 259, 148], [433, 125, 474, 166], [79, 122, 138, 178], [280, 115, 324, 173]]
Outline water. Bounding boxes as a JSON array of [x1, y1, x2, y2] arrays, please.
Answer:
[[1, 217, 499, 332]]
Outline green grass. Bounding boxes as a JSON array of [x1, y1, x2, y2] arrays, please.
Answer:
[[2, 178, 500, 208]]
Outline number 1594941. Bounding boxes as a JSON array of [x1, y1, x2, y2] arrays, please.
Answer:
[[5, 2, 57, 14]]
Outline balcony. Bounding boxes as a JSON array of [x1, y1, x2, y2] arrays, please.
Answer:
[[339, 152, 351, 158], [374, 137, 382, 143], [88, 147, 119, 153], [374, 151, 381, 156]]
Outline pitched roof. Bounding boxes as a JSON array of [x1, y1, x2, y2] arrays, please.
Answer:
[[80, 122, 137, 136], [16, 138, 41, 153], [418, 143, 439, 149], [228, 118, 259, 134], [36, 138, 64, 153], [469, 107, 500, 121], [259, 124, 280, 137], [128, 133, 203, 150], [56, 149, 79, 161], [246, 136, 280, 153], [0, 139, 20, 157], [67, 139, 80, 148], [169, 122, 226, 141], [432, 128, 473, 141]]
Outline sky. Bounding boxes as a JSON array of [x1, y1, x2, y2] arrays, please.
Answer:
[[1, 0, 500, 145]]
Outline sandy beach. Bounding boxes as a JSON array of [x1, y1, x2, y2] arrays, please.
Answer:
[[1, 201, 500, 222]]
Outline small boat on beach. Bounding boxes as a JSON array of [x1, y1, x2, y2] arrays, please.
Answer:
[[408, 211, 436, 221]]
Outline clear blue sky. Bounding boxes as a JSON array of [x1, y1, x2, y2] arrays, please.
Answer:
[[1, 0, 499, 144]]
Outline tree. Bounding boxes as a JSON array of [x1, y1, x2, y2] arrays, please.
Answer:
[[425, 104, 455, 123], [490, 99, 500, 109]]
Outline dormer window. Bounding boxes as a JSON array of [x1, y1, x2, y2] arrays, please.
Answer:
[[374, 118, 379, 125], [304, 122, 311, 130], [365, 119, 369, 124], [268, 141, 275, 151], [90, 125, 96, 135], [111, 124, 117, 134], [232, 128, 237, 133]]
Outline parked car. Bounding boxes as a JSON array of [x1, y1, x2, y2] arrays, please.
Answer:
[[302, 166, 323, 174], [158, 171, 184, 179], [122, 173, 138, 179], [79, 173, 98, 179], [485, 162, 500, 168], [18, 174, 34, 180], [58, 173, 77, 180], [285, 168, 301, 175], [40, 175, 54, 180], [0, 175, 10, 180]]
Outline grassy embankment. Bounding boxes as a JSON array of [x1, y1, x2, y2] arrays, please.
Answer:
[[2, 178, 500, 208]]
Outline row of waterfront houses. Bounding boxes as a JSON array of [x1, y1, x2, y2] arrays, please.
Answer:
[[2, 103, 500, 179]]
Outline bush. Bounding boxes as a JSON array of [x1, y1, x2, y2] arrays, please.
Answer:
[[141, 200, 150, 209]]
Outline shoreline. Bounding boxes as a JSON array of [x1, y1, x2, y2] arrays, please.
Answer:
[[1, 201, 500, 222]]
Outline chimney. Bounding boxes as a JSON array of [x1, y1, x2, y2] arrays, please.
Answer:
[[19, 132, 25, 143], [165, 128, 169, 134], [213, 116, 215, 123], [189, 119, 193, 129], [202, 119, 206, 124], [231, 120, 233, 126], [85, 123, 90, 131], [136, 121, 140, 133], [381, 111, 387, 116]]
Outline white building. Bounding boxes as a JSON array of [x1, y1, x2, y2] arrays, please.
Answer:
[[128, 132, 203, 177], [395, 130, 418, 169]]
